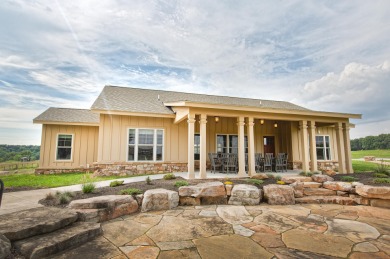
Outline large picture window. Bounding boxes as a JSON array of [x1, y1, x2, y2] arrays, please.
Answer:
[[316, 135, 331, 160], [56, 134, 73, 160], [128, 129, 164, 162], [216, 134, 248, 154]]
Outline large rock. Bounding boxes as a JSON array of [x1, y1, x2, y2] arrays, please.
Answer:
[[281, 176, 312, 184], [302, 182, 322, 188], [323, 181, 353, 192], [0, 234, 11, 259], [311, 174, 334, 183], [228, 184, 261, 205], [370, 199, 390, 209], [178, 182, 226, 197], [303, 188, 337, 196], [295, 196, 356, 205], [290, 181, 304, 198], [263, 184, 295, 205], [141, 189, 179, 212], [0, 207, 78, 241], [251, 173, 269, 180], [356, 185, 390, 199]]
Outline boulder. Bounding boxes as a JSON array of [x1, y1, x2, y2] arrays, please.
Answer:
[[178, 182, 226, 197], [228, 184, 261, 205], [251, 173, 269, 180], [263, 185, 295, 205], [141, 189, 179, 212], [0, 234, 11, 259], [302, 182, 322, 188], [295, 196, 356, 206], [179, 196, 200, 206], [323, 169, 337, 176], [225, 184, 233, 196], [311, 174, 334, 183], [303, 188, 337, 196], [69, 195, 137, 210], [355, 185, 390, 200], [349, 194, 371, 206], [281, 176, 312, 184], [323, 181, 353, 192], [370, 199, 390, 209], [290, 181, 304, 198], [337, 191, 349, 197]]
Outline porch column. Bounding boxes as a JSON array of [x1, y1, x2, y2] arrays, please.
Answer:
[[199, 114, 207, 179], [247, 117, 256, 176], [237, 116, 246, 177], [343, 123, 353, 174], [335, 122, 346, 174], [299, 120, 310, 172], [187, 114, 196, 179], [308, 121, 318, 172]]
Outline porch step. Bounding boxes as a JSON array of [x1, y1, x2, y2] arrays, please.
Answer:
[[295, 196, 356, 206], [14, 222, 101, 259], [0, 207, 78, 241]]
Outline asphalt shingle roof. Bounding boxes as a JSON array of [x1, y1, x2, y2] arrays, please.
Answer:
[[91, 85, 310, 114], [33, 108, 99, 124]]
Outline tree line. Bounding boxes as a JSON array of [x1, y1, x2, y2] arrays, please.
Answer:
[[350, 134, 390, 151], [0, 145, 40, 162]]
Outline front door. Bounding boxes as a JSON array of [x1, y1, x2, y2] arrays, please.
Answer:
[[263, 136, 275, 156]]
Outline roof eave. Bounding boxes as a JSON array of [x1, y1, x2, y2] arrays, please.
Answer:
[[91, 109, 176, 118], [33, 120, 99, 126]]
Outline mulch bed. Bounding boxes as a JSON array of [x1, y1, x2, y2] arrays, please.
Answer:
[[333, 172, 390, 186]]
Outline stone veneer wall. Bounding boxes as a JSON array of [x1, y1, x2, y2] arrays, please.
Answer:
[[93, 162, 188, 176], [35, 168, 94, 175], [292, 161, 339, 171]]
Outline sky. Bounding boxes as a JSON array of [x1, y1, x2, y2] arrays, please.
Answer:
[[1, 0, 390, 145]]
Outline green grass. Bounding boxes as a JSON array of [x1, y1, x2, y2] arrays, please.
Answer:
[[1, 172, 128, 188], [120, 188, 143, 195], [174, 180, 189, 187], [372, 178, 390, 184], [352, 160, 378, 172], [340, 176, 357, 182], [351, 150, 390, 159]]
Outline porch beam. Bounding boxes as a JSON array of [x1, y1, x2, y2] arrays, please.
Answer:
[[343, 123, 353, 173], [299, 120, 310, 172], [247, 117, 255, 176], [309, 121, 318, 172], [335, 122, 346, 174], [187, 114, 196, 179], [199, 114, 207, 179], [237, 116, 246, 177]]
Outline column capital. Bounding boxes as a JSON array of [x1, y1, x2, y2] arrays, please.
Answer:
[[237, 116, 245, 127], [199, 114, 207, 124], [343, 123, 350, 131], [187, 118, 196, 124], [335, 122, 343, 130], [247, 117, 254, 127], [299, 120, 308, 130], [308, 121, 316, 130]]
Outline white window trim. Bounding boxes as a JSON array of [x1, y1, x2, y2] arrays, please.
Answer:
[[215, 133, 248, 153], [55, 133, 74, 162], [316, 135, 332, 161], [127, 128, 164, 162]]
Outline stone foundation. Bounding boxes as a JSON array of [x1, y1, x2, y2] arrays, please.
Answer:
[[292, 161, 339, 171], [93, 162, 188, 176], [35, 168, 94, 175]]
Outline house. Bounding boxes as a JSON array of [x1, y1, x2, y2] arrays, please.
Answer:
[[33, 85, 361, 177]]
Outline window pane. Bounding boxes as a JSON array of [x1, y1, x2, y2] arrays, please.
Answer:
[[326, 148, 331, 160], [156, 146, 163, 161], [139, 129, 154, 144], [138, 146, 153, 161], [58, 135, 72, 147], [316, 136, 324, 148], [217, 135, 227, 153], [316, 148, 325, 160], [157, 130, 163, 145], [325, 136, 330, 148], [129, 129, 136, 144], [57, 147, 71, 160], [128, 146, 135, 161]]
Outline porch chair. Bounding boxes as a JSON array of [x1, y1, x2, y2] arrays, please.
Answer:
[[275, 153, 287, 172], [223, 153, 238, 174], [255, 153, 264, 172], [264, 153, 273, 172], [208, 153, 222, 173]]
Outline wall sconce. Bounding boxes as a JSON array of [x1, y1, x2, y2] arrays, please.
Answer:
[[260, 119, 264, 125], [274, 122, 278, 128], [215, 116, 220, 123]]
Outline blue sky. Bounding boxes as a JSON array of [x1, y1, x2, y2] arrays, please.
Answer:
[[1, 0, 390, 145]]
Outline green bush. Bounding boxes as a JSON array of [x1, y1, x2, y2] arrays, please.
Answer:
[[374, 162, 389, 175], [163, 173, 176, 180], [82, 183, 96, 193], [146, 176, 152, 185], [174, 180, 189, 187], [120, 188, 143, 195], [110, 180, 124, 187], [266, 173, 274, 179], [374, 173, 389, 178], [340, 176, 357, 182], [373, 178, 390, 184], [245, 179, 264, 186], [275, 175, 282, 181], [299, 171, 313, 177], [55, 191, 74, 204]]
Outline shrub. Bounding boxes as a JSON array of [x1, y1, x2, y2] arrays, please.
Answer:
[[146, 176, 152, 185], [245, 179, 264, 186], [299, 171, 313, 176], [45, 192, 55, 200], [82, 183, 96, 193], [174, 180, 189, 187], [55, 191, 73, 204], [110, 180, 124, 187], [275, 175, 282, 181], [373, 178, 390, 184], [163, 173, 176, 180], [340, 176, 357, 182], [266, 173, 274, 179], [120, 188, 143, 195], [374, 173, 389, 178], [374, 161, 389, 175]]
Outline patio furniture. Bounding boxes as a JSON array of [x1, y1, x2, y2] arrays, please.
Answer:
[[274, 153, 288, 172], [209, 153, 222, 173], [264, 153, 273, 172], [255, 153, 264, 172], [222, 153, 238, 174]]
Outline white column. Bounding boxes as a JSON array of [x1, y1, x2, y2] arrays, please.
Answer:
[[343, 123, 353, 174], [309, 121, 318, 172], [199, 114, 207, 179], [237, 116, 246, 177], [247, 117, 255, 176], [335, 122, 346, 174], [187, 114, 195, 179], [299, 120, 310, 172]]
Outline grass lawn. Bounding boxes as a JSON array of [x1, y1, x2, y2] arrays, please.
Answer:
[[1, 172, 132, 189], [352, 160, 379, 172], [351, 150, 390, 159]]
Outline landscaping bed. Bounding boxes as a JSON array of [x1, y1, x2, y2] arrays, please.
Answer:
[[333, 172, 390, 186]]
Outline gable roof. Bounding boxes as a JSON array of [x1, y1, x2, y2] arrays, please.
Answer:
[[33, 108, 99, 125], [91, 85, 310, 114]]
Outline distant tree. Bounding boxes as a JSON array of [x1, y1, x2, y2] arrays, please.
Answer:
[[0, 145, 40, 162], [350, 134, 390, 151]]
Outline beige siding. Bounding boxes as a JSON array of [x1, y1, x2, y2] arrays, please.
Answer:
[[39, 124, 99, 169]]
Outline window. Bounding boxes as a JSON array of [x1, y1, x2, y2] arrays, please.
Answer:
[[56, 134, 72, 160], [128, 129, 164, 161], [194, 134, 200, 160], [316, 135, 331, 160], [216, 134, 248, 153]]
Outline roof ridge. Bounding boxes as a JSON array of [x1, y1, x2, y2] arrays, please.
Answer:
[[49, 107, 91, 111]]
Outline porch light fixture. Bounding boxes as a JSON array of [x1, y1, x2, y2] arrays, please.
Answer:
[[260, 119, 264, 125], [215, 116, 220, 123], [274, 122, 278, 128]]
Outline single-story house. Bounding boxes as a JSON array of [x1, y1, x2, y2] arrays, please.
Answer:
[[33, 85, 361, 177]]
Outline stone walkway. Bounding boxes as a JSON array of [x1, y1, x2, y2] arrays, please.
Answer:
[[52, 204, 390, 259]]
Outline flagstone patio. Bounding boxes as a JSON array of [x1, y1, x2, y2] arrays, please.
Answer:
[[51, 204, 390, 259]]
